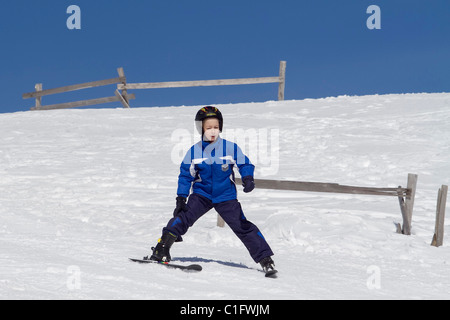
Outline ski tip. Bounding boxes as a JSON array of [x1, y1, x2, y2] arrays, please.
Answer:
[[187, 264, 202, 272]]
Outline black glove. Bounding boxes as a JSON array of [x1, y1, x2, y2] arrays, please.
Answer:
[[173, 196, 187, 217], [242, 176, 255, 193]]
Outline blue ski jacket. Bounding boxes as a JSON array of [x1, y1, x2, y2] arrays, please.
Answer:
[[177, 137, 255, 203]]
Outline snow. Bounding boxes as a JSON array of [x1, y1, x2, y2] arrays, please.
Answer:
[[1, 92, 450, 300]]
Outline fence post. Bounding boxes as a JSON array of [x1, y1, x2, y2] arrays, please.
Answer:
[[117, 67, 130, 108], [401, 173, 418, 235], [217, 214, 225, 228], [397, 187, 409, 235], [35, 83, 43, 109], [431, 185, 448, 247], [278, 61, 286, 101]]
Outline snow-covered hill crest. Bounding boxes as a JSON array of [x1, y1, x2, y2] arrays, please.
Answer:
[[1, 92, 450, 299]]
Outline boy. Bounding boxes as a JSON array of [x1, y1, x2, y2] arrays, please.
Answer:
[[148, 106, 276, 275]]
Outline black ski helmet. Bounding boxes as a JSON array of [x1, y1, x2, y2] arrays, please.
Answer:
[[195, 106, 223, 135]]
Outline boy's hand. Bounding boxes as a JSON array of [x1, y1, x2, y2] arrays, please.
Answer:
[[173, 196, 187, 217], [242, 176, 255, 193]]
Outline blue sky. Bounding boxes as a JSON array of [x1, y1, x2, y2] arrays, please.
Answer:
[[0, 0, 449, 114]]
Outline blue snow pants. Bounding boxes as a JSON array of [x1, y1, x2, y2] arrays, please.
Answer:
[[163, 193, 274, 263]]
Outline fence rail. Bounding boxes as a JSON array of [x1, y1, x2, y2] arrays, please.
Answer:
[[236, 178, 410, 197], [22, 77, 126, 99], [217, 174, 418, 235], [23, 67, 132, 111], [29, 92, 135, 111], [118, 61, 287, 101]]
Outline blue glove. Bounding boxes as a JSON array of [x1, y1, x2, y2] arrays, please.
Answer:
[[242, 176, 255, 193]]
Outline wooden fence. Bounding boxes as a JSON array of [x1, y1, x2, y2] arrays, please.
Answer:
[[23, 61, 286, 111], [23, 68, 134, 111], [117, 61, 287, 101], [217, 174, 418, 236]]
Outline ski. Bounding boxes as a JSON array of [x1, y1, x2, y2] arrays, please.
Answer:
[[129, 258, 202, 272], [130, 257, 276, 277]]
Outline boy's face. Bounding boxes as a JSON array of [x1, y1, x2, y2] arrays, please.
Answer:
[[203, 118, 220, 142]]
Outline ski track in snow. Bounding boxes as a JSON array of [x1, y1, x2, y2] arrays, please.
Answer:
[[1, 93, 450, 299]]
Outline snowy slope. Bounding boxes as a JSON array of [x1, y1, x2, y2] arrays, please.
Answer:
[[1, 93, 450, 300]]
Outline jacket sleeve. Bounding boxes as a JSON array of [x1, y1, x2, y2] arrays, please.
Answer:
[[233, 143, 255, 178], [176, 148, 195, 198]]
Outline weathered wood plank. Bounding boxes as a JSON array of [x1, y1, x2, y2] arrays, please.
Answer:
[[30, 93, 135, 111], [235, 177, 409, 197], [278, 61, 286, 101], [398, 189, 410, 235], [114, 89, 131, 109], [431, 185, 448, 247], [218, 177, 412, 229], [403, 173, 418, 235], [117, 67, 129, 106], [23, 77, 126, 99], [217, 214, 226, 228], [35, 83, 43, 109], [118, 76, 281, 90]]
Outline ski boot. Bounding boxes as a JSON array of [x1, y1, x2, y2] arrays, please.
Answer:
[[146, 232, 177, 262], [259, 256, 278, 278]]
